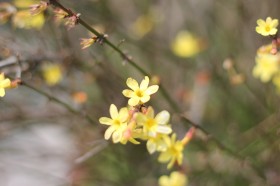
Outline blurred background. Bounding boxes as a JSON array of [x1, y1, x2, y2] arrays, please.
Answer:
[[0, 0, 280, 185]]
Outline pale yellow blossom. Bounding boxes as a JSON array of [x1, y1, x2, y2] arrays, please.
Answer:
[[99, 104, 129, 143], [256, 17, 278, 36], [122, 76, 159, 106], [159, 171, 187, 186]]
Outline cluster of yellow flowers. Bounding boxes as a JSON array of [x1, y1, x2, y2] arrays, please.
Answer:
[[99, 76, 193, 185], [253, 17, 280, 91]]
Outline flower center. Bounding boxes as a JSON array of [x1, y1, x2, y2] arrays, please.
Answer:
[[146, 118, 156, 128], [113, 119, 121, 126], [135, 89, 144, 97], [265, 25, 271, 32]]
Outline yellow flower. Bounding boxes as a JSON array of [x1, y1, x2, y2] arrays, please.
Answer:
[[122, 76, 159, 106], [99, 104, 129, 143], [136, 106, 172, 137], [12, 10, 44, 29], [253, 53, 280, 82], [80, 37, 95, 49], [0, 73, 11, 97], [42, 63, 63, 86], [131, 14, 154, 38], [256, 17, 278, 36], [171, 31, 202, 58], [159, 171, 187, 186], [158, 134, 184, 169]]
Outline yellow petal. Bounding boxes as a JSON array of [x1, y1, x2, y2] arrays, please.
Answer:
[[155, 110, 170, 124], [271, 19, 279, 28], [128, 97, 140, 106], [145, 85, 159, 95], [147, 140, 157, 154], [140, 95, 150, 103], [0, 88, 5, 97], [112, 130, 123, 143], [146, 107, 154, 118], [126, 77, 139, 91], [140, 76, 149, 90], [104, 126, 115, 140], [122, 89, 134, 98], [0, 78, 11, 88], [157, 126, 172, 134], [99, 117, 113, 125], [119, 107, 128, 122], [257, 19, 266, 27], [109, 104, 118, 119]]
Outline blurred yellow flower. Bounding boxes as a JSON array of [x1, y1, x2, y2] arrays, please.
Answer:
[[158, 134, 184, 169], [159, 171, 187, 186], [12, 10, 44, 29], [256, 17, 278, 36], [131, 14, 154, 38], [42, 64, 63, 86], [122, 76, 159, 106], [171, 31, 202, 58], [99, 104, 129, 143], [253, 54, 280, 82], [136, 106, 172, 137], [0, 73, 11, 97]]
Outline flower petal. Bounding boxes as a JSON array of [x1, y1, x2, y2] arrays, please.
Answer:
[[157, 125, 172, 134], [128, 97, 140, 106], [99, 117, 113, 125], [136, 113, 146, 125], [119, 107, 128, 122], [126, 77, 139, 91], [146, 107, 154, 118], [140, 95, 150, 103], [158, 151, 171, 162], [147, 140, 157, 154], [145, 85, 159, 95], [109, 104, 118, 119], [0, 88, 5, 97], [112, 130, 123, 143], [140, 76, 149, 90], [104, 126, 115, 140], [0, 79, 11, 88], [155, 110, 170, 124], [257, 19, 265, 26], [271, 19, 279, 28], [122, 89, 134, 98]]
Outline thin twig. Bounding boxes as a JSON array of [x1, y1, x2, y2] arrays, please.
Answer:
[[48, 0, 180, 112], [180, 115, 266, 180]]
